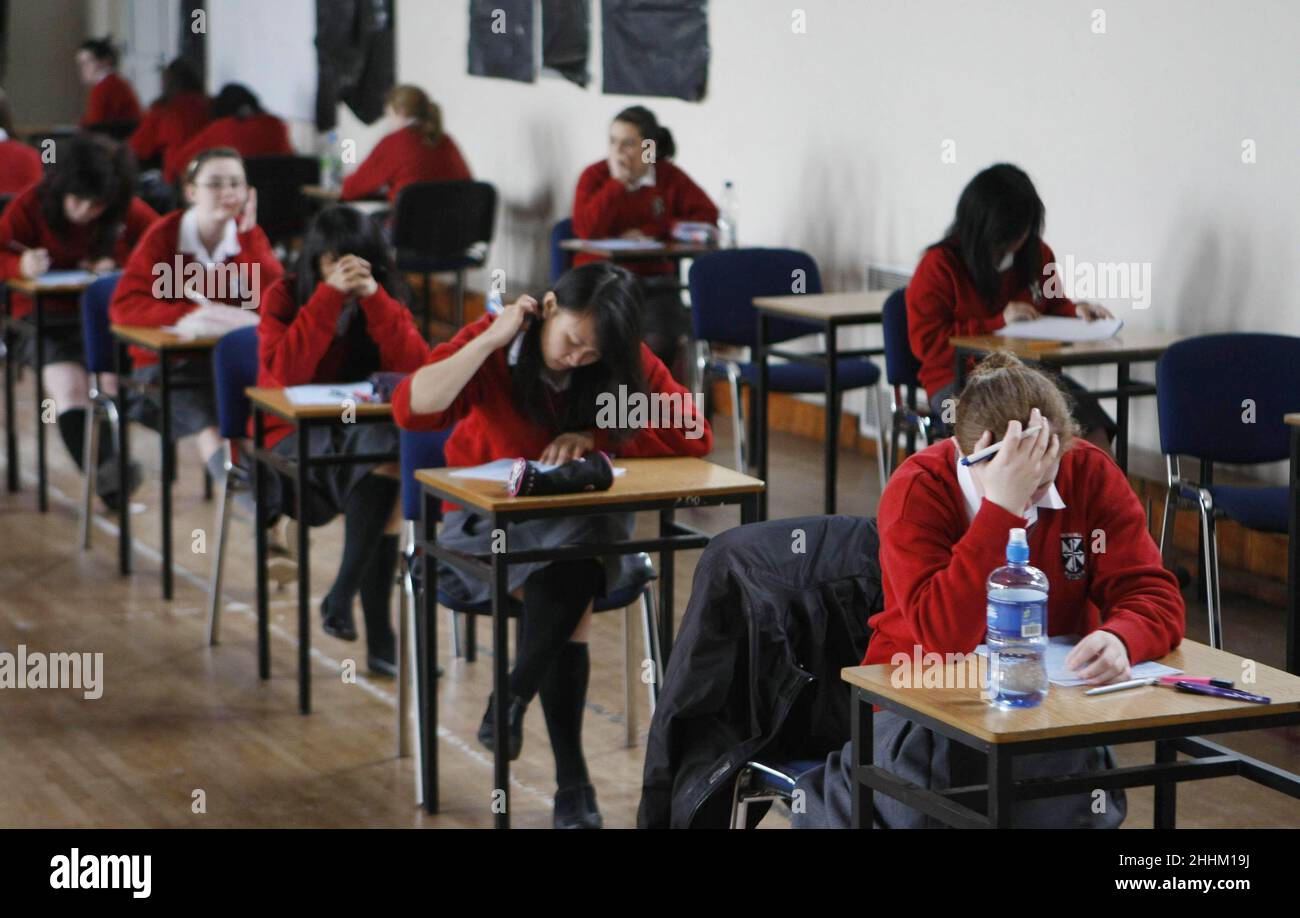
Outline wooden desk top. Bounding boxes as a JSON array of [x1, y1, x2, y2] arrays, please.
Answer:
[[1284, 413, 1300, 428], [558, 238, 715, 261], [246, 387, 393, 421], [5, 276, 95, 295], [752, 290, 891, 322], [301, 184, 341, 201], [950, 329, 1182, 365], [111, 324, 222, 351], [416, 456, 764, 513], [843, 640, 1300, 744]]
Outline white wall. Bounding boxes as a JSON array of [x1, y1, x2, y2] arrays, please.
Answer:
[[383, 0, 1300, 460]]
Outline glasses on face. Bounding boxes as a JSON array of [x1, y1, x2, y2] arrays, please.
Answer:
[[197, 179, 247, 191]]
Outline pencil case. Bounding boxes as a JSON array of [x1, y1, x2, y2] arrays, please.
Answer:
[[368, 371, 406, 402], [508, 451, 615, 497]]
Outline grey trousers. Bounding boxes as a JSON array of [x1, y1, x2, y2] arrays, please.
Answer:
[[792, 710, 1127, 829]]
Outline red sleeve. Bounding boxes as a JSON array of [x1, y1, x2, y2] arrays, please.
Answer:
[[667, 165, 718, 224], [593, 345, 713, 457], [258, 281, 349, 385], [392, 315, 496, 431], [340, 133, 393, 201], [270, 118, 293, 155], [109, 219, 191, 327], [357, 286, 431, 373], [880, 471, 1028, 655], [1039, 243, 1077, 318], [1084, 453, 1185, 662], [907, 249, 1005, 388], [0, 190, 42, 281], [240, 225, 284, 293], [128, 106, 165, 161], [572, 163, 627, 239]]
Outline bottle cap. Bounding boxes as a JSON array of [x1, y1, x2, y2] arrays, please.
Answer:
[[1007, 528, 1029, 563]]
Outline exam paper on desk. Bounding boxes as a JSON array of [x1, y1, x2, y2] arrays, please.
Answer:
[[976, 636, 1181, 687], [995, 316, 1123, 342]]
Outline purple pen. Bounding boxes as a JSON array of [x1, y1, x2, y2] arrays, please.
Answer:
[[1173, 681, 1270, 704]]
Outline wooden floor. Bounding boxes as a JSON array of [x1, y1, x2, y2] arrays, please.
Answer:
[[1, 375, 1298, 828]]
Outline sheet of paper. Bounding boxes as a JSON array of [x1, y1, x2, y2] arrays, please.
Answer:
[[284, 381, 376, 405], [584, 238, 664, 251], [995, 316, 1123, 342], [32, 269, 98, 287], [449, 457, 627, 482], [975, 635, 1181, 687]]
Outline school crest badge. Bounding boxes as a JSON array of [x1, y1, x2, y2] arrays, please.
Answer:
[[652, 196, 665, 218], [1060, 532, 1086, 580]]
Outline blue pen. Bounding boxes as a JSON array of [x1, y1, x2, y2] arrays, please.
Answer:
[[959, 425, 1044, 466]]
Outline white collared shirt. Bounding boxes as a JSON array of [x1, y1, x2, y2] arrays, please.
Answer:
[[953, 437, 1065, 528], [178, 208, 241, 265], [633, 165, 656, 190]]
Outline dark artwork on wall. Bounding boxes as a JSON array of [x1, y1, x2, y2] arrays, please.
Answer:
[[541, 0, 590, 87], [601, 0, 708, 101], [468, 0, 535, 83], [315, 0, 396, 130]]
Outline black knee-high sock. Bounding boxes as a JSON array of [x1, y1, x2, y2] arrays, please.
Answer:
[[325, 475, 400, 615], [538, 641, 591, 789], [56, 409, 88, 470], [507, 559, 602, 703], [360, 533, 399, 653]]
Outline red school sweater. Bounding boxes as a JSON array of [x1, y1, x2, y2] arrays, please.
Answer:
[[571, 158, 718, 276], [340, 126, 471, 203], [0, 185, 158, 318], [866, 437, 1184, 668], [253, 277, 430, 448], [907, 241, 1078, 395], [109, 209, 284, 367], [165, 114, 294, 183], [128, 91, 212, 166], [392, 313, 714, 512], [0, 139, 43, 195], [82, 72, 143, 127]]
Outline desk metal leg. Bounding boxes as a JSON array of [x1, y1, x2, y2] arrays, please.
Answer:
[[1154, 739, 1178, 828], [1115, 362, 1130, 473], [987, 746, 1013, 828], [296, 424, 312, 715], [824, 320, 840, 516], [34, 295, 47, 512], [159, 358, 174, 600], [115, 341, 131, 575], [851, 688, 874, 829], [490, 512, 510, 829], [253, 409, 270, 680], [1289, 427, 1300, 675], [418, 490, 439, 813], [755, 313, 770, 521], [4, 320, 17, 493], [658, 508, 676, 665]]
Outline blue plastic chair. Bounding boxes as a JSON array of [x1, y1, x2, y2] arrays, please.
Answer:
[[77, 272, 123, 548], [689, 248, 887, 489], [549, 216, 575, 283], [396, 427, 662, 771], [1156, 333, 1300, 649], [881, 288, 932, 476], [205, 326, 260, 644]]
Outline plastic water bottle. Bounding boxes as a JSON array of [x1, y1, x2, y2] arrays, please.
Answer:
[[321, 130, 343, 191], [986, 528, 1049, 708], [718, 180, 738, 248]]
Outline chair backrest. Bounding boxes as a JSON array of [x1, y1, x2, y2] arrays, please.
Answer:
[[212, 326, 260, 440], [243, 155, 321, 244], [880, 288, 923, 388], [688, 248, 822, 348], [400, 426, 456, 522], [80, 273, 123, 374], [391, 180, 497, 259], [1156, 333, 1300, 464], [550, 216, 575, 283]]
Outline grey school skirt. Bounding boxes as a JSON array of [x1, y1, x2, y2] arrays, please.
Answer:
[[792, 710, 1127, 829], [435, 509, 646, 605]]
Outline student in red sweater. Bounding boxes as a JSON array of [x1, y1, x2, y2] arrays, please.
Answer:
[[128, 59, 211, 172], [0, 88, 43, 195], [111, 147, 282, 482], [0, 134, 157, 507], [908, 163, 1117, 449], [396, 261, 712, 828], [340, 84, 470, 203], [793, 352, 1185, 829], [76, 38, 143, 128], [255, 207, 428, 675], [572, 106, 717, 380], [165, 84, 292, 184]]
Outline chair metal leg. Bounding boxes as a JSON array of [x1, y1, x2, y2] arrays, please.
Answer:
[[398, 544, 413, 759], [724, 362, 745, 472], [730, 767, 752, 829], [623, 604, 638, 748], [1197, 489, 1224, 649], [1159, 455, 1180, 564], [873, 384, 889, 493], [205, 446, 235, 646], [639, 587, 662, 711], [79, 394, 100, 550]]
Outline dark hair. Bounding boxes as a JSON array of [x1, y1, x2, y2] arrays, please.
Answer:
[[933, 163, 1045, 304], [0, 86, 15, 137], [182, 146, 243, 186], [80, 37, 118, 67], [509, 262, 647, 440], [37, 134, 137, 258], [613, 105, 676, 161], [211, 83, 263, 120], [293, 205, 409, 307], [158, 58, 204, 105]]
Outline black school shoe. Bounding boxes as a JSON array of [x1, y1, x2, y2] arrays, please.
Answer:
[[95, 457, 143, 513], [477, 692, 526, 760], [321, 599, 359, 642], [553, 783, 602, 829]]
